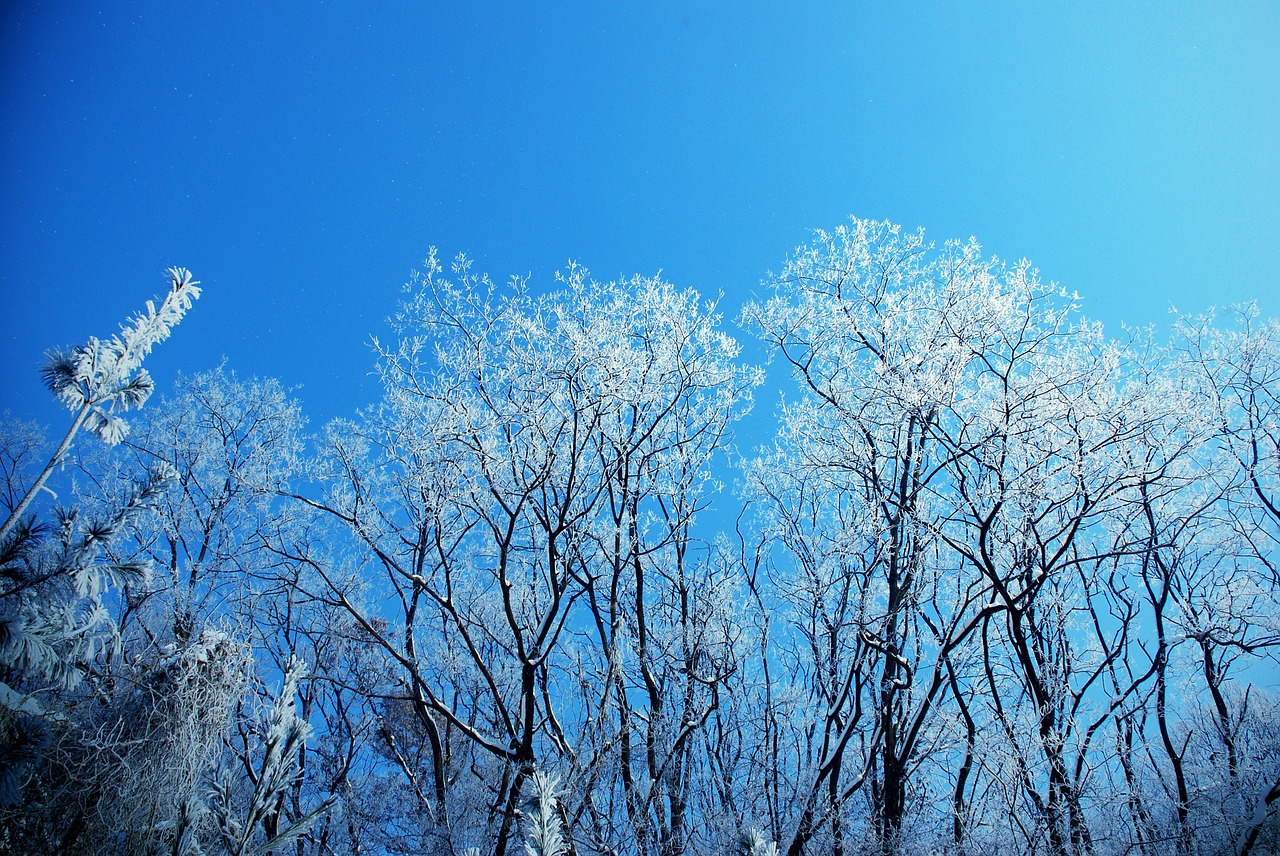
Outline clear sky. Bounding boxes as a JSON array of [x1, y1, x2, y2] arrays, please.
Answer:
[[2, 2, 1277, 428]]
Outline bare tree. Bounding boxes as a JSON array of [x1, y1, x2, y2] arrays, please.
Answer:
[[1176, 307, 1280, 856], [281, 252, 756, 855], [742, 220, 1039, 854]]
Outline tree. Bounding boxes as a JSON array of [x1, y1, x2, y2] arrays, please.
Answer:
[[106, 366, 306, 645], [740, 218, 1280, 856], [1175, 306, 1280, 856], [282, 251, 757, 855], [0, 267, 208, 852], [102, 366, 368, 855], [743, 220, 1033, 854]]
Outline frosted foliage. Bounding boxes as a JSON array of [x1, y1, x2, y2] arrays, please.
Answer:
[[40, 267, 201, 445], [206, 661, 335, 856], [737, 827, 780, 856], [1, 265, 200, 547], [523, 770, 566, 856], [70, 631, 247, 852], [0, 628, 249, 853], [0, 457, 176, 691]]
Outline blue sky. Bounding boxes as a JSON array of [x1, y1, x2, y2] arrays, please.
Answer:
[[2, 2, 1277, 428]]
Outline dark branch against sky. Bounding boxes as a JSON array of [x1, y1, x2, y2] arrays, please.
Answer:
[[2, 2, 1276, 426]]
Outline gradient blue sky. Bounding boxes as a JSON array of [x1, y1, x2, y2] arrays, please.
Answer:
[[2, 2, 1277, 428]]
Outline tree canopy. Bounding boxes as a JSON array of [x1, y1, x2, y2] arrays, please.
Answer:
[[2, 219, 1278, 856]]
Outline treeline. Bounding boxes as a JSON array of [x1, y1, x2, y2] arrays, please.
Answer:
[[1, 220, 1278, 856]]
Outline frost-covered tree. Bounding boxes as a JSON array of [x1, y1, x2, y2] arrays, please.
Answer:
[[1174, 306, 1280, 856], [743, 218, 1280, 856], [281, 251, 758, 855], [742, 221, 1047, 854], [106, 366, 306, 645], [91, 366, 364, 855], [0, 267, 209, 852]]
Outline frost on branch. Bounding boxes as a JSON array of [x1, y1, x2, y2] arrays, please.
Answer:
[[735, 827, 780, 856], [207, 660, 336, 856], [0, 461, 176, 691], [0, 266, 200, 550], [40, 266, 201, 445]]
